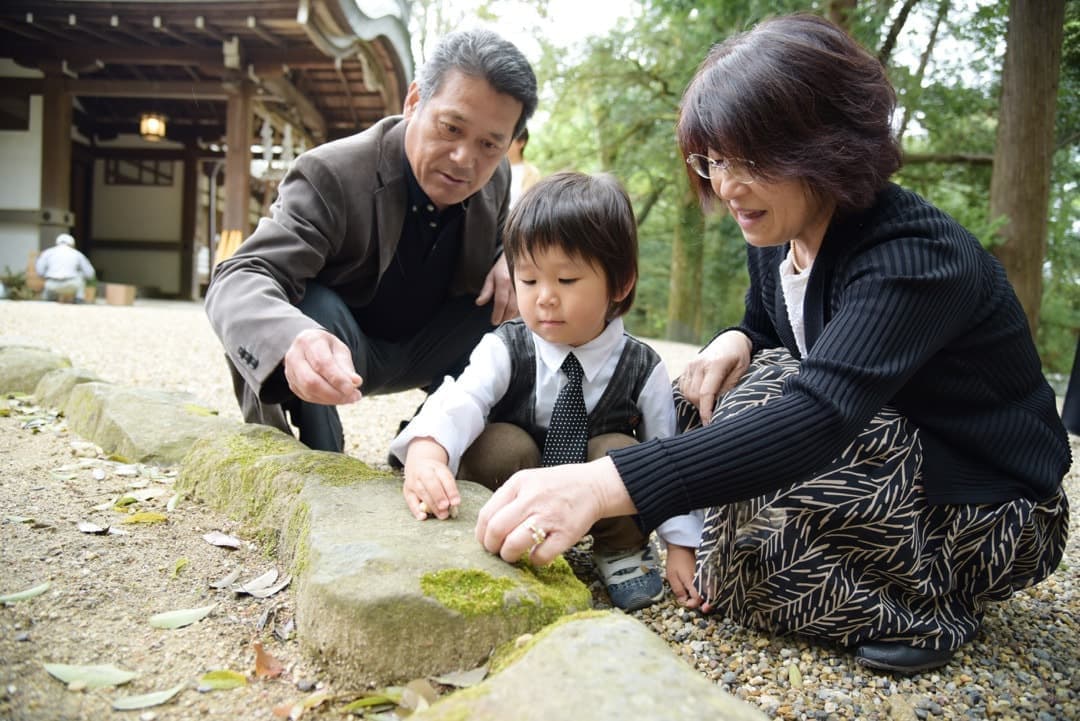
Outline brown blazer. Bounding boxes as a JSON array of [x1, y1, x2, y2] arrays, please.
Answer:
[[205, 116, 510, 400]]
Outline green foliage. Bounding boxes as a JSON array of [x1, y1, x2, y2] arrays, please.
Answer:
[[425, 0, 1076, 372], [0, 266, 35, 300]]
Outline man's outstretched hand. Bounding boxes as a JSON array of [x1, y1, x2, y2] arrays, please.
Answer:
[[283, 328, 363, 405]]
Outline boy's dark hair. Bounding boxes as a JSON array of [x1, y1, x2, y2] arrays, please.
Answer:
[[677, 13, 901, 214], [417, 28, 538, 140], [503, 171, 638, 319]]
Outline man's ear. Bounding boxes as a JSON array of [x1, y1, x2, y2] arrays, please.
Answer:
[[402, 81, 421, 118]]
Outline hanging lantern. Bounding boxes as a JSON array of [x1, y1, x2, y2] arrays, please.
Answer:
[[139, 112, 167, 142]]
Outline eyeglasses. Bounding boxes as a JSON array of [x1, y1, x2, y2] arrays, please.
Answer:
[[685, 154, 758, 184]]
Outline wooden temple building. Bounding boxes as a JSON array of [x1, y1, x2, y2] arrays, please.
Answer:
[[0, 1, 412, 298]]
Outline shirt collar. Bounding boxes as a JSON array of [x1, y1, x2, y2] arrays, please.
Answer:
[[533, 317, 625, 382]]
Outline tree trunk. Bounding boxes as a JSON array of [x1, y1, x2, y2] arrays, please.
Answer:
[[666, 188, 704, 342], [988, 0, 1066, 339]]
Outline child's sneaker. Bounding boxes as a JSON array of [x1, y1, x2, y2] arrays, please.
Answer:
[[593, 543, 664, 611]]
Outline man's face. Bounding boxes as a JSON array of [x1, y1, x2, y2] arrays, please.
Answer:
[[403, 70, 523, 210]]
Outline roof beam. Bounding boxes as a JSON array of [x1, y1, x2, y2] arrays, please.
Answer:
[[4, 40, 332, 70], [259, 73, 326, 141], [70, 79, 229, 100], [246, 16, 284, 49]]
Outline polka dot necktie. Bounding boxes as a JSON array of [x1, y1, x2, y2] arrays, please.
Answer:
[[542, 353, 588, 466]]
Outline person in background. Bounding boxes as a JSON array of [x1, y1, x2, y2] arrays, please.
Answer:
[[205, 29, 537, 454], [508, 127, 540, 207], [391, 172, 699, 611], [475, 13, 1070, 675], [35, 233, 96, 303]]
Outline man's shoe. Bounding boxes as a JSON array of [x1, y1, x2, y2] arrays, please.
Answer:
[[854, 642, 954, 674], [593, 544, 665, 612]]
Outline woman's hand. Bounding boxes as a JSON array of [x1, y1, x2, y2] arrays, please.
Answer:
[[664, 544, 703, 609], [678, 330, 752, 424], [402, 438, 460, 520], [475, 456, 636, 565]]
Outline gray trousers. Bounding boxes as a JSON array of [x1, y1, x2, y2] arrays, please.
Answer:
[[459, 423, 648, 553], [229, 282, 494, 452]]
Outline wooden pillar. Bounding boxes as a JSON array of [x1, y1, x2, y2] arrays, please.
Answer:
[[39, 73, 74, 250], [221, 79, 252, 257], [180, 143, 198, 299]]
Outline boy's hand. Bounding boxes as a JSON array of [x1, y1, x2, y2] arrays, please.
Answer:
[[664, 544, 703, 609], [402, 438, 460, 521]]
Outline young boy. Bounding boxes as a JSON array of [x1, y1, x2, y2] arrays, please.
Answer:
[[389, 171, 700, 612]]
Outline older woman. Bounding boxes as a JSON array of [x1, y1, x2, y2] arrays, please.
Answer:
[[476, 13, 1070, 674]]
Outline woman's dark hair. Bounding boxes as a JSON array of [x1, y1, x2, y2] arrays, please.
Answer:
[[677, 13, 902, 213], [417, 28, 538, 140], [504, 171, 638, 319]]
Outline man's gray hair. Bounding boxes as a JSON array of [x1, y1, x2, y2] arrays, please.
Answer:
[[416, 28, 537, 139]]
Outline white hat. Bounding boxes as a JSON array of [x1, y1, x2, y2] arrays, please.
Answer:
[[56, 233, 75, 247]]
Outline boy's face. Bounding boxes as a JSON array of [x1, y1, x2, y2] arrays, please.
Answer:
[[513, 245, 628, 347]]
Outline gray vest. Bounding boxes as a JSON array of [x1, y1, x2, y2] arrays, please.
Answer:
[[490, 319, 662, 449]]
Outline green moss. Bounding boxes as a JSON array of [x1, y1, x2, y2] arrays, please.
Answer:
[[420, 570, 517, 617], [291, 451, 385, 486], [284, 502, 312, 575], [182, 403, 219, 417], [419, 558, 591, 635]]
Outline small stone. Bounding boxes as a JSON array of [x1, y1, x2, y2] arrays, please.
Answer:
[[296, 678, 316, 692]]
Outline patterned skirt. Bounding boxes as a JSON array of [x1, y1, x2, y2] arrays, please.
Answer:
[[677, 348, 1069, 651]]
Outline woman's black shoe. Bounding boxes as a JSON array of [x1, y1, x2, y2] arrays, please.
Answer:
[[854, 642, 954, 674]]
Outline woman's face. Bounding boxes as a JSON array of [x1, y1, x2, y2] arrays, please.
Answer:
[[709, 157, 835, 252]]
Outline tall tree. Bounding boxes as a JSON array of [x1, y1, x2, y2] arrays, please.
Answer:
[[988, 0, 1067, 337]]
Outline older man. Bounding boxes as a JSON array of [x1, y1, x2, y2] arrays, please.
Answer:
[[205, 29, 537, 453], [35, 233, 96, 303]]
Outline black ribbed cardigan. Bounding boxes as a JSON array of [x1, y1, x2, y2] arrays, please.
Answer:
[[611, 183, 1071, 533]]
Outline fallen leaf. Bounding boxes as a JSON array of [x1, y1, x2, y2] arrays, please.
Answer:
[[248, 574, 291, 599], [3, 516, 34, 524], [166, 494, 180, 512], [400, 678, 439, 712], [282, 691, 330, 720], [126, 488, 167, 502], [274, 618, 296, 642], [148, 604, 216, 629], [113, 496, 138, 509], [111, 681, 186, 710], [341, 688, 403, 713], [77, 521, 108, 535], [202, 530, 242, 549], [197, 669, 248, 691], [253, 641, 284, 678], [121, 512, 167, 525], [429, 665, 488, 688], [235, 569, 278, 595], [43, 662, 137, 689], [171, 558, 189, 578], [0, 582, 51, 603], [788, 663, 803, 688], [209, 568, 242, 589]]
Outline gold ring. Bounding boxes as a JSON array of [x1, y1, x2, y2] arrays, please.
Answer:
[[525, 520, 547, 554]]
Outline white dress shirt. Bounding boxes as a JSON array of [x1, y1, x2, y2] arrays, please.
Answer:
[[389, 317, 702, 547]]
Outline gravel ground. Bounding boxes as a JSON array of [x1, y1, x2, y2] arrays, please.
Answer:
[[2, 298, 1077, 721]]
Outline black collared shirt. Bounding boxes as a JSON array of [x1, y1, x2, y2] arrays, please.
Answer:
[[354, 154, 465, 341]]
